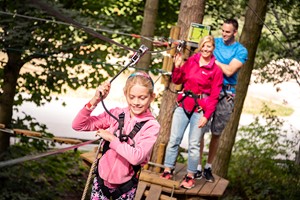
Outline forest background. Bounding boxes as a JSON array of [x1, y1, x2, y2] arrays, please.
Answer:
[[0, 0, 299, 199]]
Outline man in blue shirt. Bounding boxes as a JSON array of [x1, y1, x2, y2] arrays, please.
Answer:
[[196, 19, 248, 182]]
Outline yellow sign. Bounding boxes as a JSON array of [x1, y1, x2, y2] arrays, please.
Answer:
[[187, 23, 211, 43]]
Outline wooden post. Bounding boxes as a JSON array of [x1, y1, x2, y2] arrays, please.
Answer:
[[161, 26, 181, 87], [154, 143, 166, 173]]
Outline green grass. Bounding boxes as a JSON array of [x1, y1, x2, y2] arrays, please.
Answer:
[[243, 96, 294, 116]]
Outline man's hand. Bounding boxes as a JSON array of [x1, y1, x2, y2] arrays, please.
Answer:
[[215, 58, 243, 77]]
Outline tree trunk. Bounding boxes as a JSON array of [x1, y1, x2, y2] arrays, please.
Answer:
[[151, 0, 206, 165], [296, 144, 300, 165], [213, 0, 269, 177], [137, 0, 159, 70], [0, 50, 23, 157]]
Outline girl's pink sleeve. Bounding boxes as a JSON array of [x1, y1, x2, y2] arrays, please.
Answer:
[[72, 106, 111, 131]]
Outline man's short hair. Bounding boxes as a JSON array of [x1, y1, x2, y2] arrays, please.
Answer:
[[224, 19, 239, 31]]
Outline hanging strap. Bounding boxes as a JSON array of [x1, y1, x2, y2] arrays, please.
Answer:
[[95, 118, 148, 199], [219, 85, 235, 102], [177, 90, 206, 119]]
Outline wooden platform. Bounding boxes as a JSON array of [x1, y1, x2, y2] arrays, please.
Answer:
[[81, 151, 229, 200]]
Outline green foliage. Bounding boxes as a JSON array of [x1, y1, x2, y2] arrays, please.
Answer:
[[225, 105, 300, 199], [11, 108, 56, 151], [0, 144, 88, 200], [254, 0, 300, 84]]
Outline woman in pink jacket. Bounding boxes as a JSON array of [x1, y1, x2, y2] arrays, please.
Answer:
[[72, 71, 160, 200], [160, 35, 223, 189]]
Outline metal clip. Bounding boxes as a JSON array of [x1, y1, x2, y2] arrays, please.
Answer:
[[129, 44, 149, 66], [176, 40, 186, 53]]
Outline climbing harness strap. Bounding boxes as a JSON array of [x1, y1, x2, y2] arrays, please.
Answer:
[[219, 84, 235, 102], [94, 113, 148, 199], [103, 113, 148, 154], [177, 90, 207, 119], [96, 172, 139, 199]]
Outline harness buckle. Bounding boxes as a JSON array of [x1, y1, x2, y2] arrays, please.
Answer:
[[197, 106, 203, 113]]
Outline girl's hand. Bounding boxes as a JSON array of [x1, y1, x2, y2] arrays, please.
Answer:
[[95, 82, 111, 101], [96, 129, 116, 142], [173, 53, 184, 68], [198, 117, 208, 128]]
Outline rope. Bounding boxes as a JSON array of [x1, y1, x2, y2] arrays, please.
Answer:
[[0, 10, 159, 43], [81, 139, 103, 200], [0, 139, 99, 168], [0, 9, 181, 54]]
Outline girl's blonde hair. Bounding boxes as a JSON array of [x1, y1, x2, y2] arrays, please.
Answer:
[[124, 71, 154, 95], [196, 35, 215, 52]]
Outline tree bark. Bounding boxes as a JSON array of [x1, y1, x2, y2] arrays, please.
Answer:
[[151, 0, 206, 165], [213, 0, 269, 177], [137, 0, 159, 70], [296, 144, 300, 165], [0, 50, 23, 157]]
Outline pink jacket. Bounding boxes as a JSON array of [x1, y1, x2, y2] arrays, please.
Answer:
[[172, 53, 223, 119], [72, 106, 160, 188]]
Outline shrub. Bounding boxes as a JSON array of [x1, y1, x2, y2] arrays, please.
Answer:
[[226, 105, 300, 200]]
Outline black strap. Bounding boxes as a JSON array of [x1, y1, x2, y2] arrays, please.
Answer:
[[219, 85, 234, 102], [95, 115, 147, 198], [102, 120, 147, 154], [97, 174, 139, 199], [117, 112, 125, 141], [177, 90, 204, 119], [128, 121, 148, 139]]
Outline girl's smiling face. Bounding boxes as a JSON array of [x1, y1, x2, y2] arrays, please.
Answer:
[[125, 84, 155, 117]]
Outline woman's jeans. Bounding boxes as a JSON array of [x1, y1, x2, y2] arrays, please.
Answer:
[[164, 107, 203, 174]]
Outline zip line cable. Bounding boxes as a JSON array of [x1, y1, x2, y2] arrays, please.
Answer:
[[246, 3, 300, 83], [1, 46, 172, 76], [0, 10, 177, 54], [21, 0, 176, 54], [0, 11, 159, 43], [246, 3, 289, 52], [0, 138, 99, 168]]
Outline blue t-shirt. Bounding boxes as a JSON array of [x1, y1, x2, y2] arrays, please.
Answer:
[[214, 37, 248, 93]]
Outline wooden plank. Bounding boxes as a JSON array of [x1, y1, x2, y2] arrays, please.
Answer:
[[13, 129, 42, 137], [160, 164, 186, 194], [198, 174, 220, 196], [53, 137, 82, 144], [80, 151, 101, 164], [145, 184, 162, 200], [185, 177, 207, 195], [173, 163, 186, 175], [140, 170, 180, 189], [135, 181, 148, 200], [210, 177, 229, 196], [165, 165, 187, 195], [144, 190, 177, 200]]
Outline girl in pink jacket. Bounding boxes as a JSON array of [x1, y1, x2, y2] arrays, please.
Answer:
[[72, 71, 160, 200]]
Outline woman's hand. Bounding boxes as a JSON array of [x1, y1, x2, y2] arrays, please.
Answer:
[[173, 53, 184, 68], [96, 129, 116, 142], [198, 116, 208, 128]]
